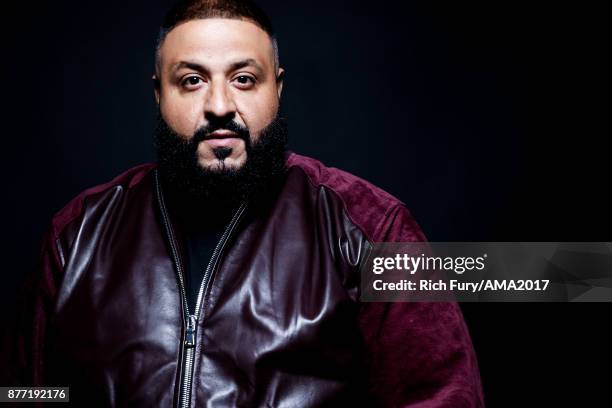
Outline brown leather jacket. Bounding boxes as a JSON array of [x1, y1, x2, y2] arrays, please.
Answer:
[[8, 152, 483, 407]]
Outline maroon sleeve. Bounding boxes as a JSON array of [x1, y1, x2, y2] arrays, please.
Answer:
[[358, 205, 484, 407], [2, 225, 63, 387]]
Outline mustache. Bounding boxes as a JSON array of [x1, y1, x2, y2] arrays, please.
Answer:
[[192, 120, 250, 144]]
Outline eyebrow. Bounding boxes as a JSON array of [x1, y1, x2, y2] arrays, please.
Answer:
[[172, 58, 265, 76]]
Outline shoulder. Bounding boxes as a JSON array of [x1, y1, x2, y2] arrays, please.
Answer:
[[50, 163, 156, 237], [286, 152, 425, 242]]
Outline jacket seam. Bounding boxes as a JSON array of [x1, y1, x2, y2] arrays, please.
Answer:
[[291, 165, 397, 244], [51, 164, 156, 239]]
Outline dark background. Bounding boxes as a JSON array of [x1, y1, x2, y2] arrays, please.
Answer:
[[1, 1, 609, 406]]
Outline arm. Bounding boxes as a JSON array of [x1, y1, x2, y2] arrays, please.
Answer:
[[358, 205, 484, 407], [2, 225, 63, 387]]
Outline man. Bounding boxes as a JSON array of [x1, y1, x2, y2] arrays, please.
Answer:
[[7, 0, 483, 406]]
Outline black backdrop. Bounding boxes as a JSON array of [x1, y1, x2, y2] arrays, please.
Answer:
[[2, 1, 609, 406]]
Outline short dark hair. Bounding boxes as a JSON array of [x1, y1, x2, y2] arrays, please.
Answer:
[[155, 0, 279, 78]]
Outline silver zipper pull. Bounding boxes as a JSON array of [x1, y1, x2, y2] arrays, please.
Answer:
[[185, 315, 197, 348]]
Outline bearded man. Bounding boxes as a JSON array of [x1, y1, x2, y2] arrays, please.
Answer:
[[7, 1, 483, 406]]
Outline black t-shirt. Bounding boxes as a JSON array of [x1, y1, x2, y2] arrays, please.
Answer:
[[184, 220, 228, 314], [185, 227, 223, 314]]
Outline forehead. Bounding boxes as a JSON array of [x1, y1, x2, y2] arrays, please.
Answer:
[[159, 18, 274, 71]]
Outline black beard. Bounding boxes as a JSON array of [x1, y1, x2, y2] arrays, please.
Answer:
[[154, 112, 288, 217]]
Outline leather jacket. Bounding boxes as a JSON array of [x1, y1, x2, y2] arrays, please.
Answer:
[[8, 152, 483, 407]]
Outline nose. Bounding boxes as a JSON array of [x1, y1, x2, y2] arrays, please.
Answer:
[[203, 80, 236, 123]]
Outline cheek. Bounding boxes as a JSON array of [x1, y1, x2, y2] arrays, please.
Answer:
[[236, 91, 279, 136], [160, 93, 203, 137]]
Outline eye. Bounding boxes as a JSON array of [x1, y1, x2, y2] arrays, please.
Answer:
[[233, 75, 256, 89], [181, 75, 204, 89]]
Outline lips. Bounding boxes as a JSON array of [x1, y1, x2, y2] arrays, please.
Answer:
[[204, 130, 239, 140], [202, 130, 242, 148]]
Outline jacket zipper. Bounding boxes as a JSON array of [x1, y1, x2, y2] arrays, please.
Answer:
[[155, 170, 247, 408]]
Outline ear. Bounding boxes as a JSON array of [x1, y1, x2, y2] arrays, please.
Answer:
[[152, 74, 160, 104], [276, 67, 284, 100]]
